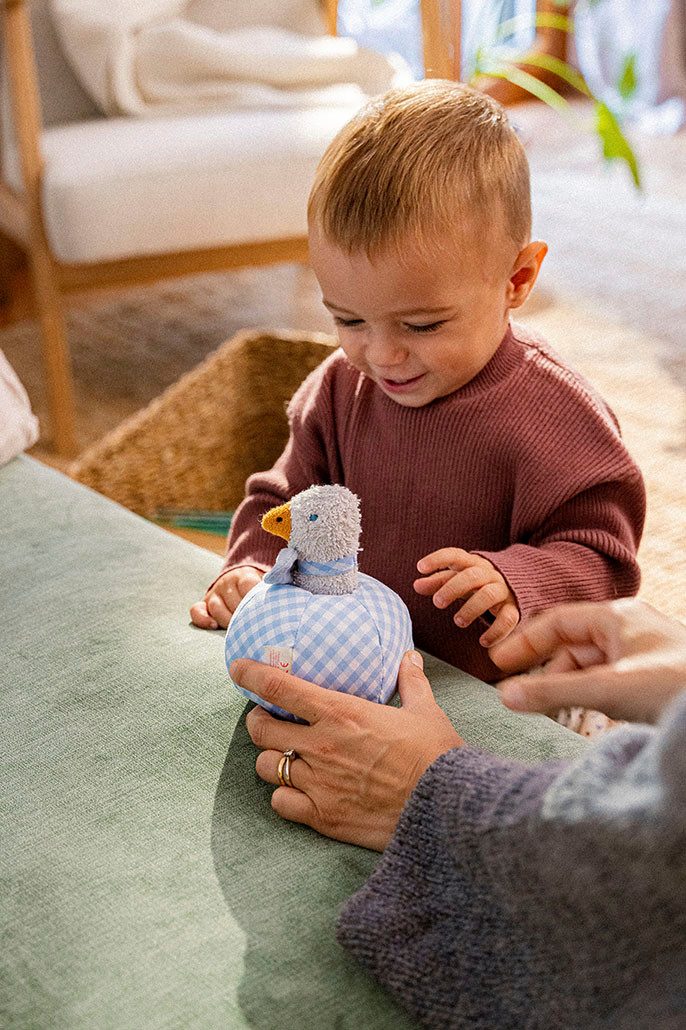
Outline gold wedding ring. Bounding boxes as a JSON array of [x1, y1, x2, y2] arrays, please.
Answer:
[[277, 748, 297, 788]]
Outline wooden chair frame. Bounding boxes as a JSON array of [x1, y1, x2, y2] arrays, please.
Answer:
[[0, 0, 458, 455]]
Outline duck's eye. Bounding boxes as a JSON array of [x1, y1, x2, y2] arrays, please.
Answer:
[[276, 516, 283, 523], [308, 513, 319, 522]]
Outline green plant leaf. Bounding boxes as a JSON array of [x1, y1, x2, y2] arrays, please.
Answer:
[[595, 101, 641, 188], [618, 51, 638, 100], [495, 11, 574, 43], [472, 60, 572, 115], [505, 50, 591, 96]]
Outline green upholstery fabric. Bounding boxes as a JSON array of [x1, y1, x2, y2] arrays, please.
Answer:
[[0, 457, 586, 1029]]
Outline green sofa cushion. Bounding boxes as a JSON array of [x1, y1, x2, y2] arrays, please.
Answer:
[[0, 457, 585, 1029]]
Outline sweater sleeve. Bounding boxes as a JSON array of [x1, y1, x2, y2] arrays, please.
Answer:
[[337, 692, 686, 1029], [473, 353, 646, 617], [211, 352, 345, 585], [474, 474, 646, 618]]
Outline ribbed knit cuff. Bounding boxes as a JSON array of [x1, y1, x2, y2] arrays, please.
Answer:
[[473, 543, 616, 618]]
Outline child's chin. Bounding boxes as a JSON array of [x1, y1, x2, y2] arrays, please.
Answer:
[[383, 388, 432, 407]]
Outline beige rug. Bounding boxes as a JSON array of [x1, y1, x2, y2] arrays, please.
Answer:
[[2, 103, 684, 618]]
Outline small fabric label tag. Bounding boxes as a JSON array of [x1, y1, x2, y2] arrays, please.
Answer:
[[264, 646, 294, 674]]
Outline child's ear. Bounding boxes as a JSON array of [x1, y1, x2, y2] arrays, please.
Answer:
[[506, 241, 547, 308]]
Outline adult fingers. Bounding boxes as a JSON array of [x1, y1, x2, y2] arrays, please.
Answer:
[[189, 600, 218, 630], [480, 602, 520, 647], [206, 592, 231, 628], [246, 704, 309, 752], [498, 664, 638, 719], [490, 604, 609, 674], [255, 748, 311, 790], [396, 651, 436, 709], [232, 659, 339, 724], [270, 786, 321, 832], [416, 548, 472, 573], [543, 643, 606, 675], [453, 582, 508, 627]]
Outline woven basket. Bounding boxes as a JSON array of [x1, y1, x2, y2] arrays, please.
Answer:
[[69, 329, 337, 517]]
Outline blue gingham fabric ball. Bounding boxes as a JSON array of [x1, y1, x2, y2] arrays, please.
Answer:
[[225, 572, 414, 721]]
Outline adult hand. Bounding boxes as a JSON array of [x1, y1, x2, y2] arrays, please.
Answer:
[[414, 548, 519, 646], [190, 566, 264, 629], [490, 599, 686, 724], [234, 651, 463, 851]]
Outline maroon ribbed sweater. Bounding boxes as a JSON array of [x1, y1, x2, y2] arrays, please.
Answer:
[[219, 324, 645, 682]]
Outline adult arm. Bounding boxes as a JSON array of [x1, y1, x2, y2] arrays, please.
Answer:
[[336, 600, 686, 1026], [337, 690, 686, 1028]]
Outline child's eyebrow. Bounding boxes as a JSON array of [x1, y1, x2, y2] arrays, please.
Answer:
[[395, 306, 455, 317], [323, 301, 456, 317]]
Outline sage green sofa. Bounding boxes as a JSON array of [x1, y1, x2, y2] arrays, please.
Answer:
[[1, 456, 585, 1029]]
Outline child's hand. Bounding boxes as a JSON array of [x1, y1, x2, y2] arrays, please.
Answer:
[[414, 548, 519, 647], [190, 567, 264, 630]]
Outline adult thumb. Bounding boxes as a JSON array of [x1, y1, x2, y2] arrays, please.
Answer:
[[397, 650, 434, 707]]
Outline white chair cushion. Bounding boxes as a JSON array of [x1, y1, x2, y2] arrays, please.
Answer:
[[3, 105, 359, 264]]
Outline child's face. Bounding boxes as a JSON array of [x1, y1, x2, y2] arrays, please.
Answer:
[[309, 228, 543, 407]]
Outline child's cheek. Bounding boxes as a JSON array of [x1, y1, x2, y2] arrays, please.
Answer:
[[339, 342, 366, 374]]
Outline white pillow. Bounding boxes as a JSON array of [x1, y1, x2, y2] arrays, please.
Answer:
[[0, 350, 39, 466]]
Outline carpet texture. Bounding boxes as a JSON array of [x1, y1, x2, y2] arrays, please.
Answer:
[[1, 102, 684, 618]]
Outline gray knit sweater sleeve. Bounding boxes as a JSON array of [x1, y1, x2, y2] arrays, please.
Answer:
[[338, 694, 686, 1029]]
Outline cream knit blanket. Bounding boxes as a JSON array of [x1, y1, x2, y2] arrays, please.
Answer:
[[50, 0, 410, 116], [0, 350, 39, 466]]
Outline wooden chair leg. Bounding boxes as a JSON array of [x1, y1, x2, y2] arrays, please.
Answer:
[[28, 245, 77, 456], [0, 232, 25, 318]]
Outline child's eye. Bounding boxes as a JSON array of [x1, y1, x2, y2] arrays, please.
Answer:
[[334, 317, 364, 328], [404, 321, 445, 334]]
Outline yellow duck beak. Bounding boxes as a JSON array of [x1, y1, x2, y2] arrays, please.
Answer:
[[261, 501, 291, 541]]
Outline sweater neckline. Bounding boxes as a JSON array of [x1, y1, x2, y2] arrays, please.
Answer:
[[453, 324, 520, 399], [436, 323, 522, 404]]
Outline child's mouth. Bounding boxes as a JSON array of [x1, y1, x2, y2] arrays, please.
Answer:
[[380, 373, 426, 393]]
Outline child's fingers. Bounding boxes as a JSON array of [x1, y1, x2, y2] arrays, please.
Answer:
[[413, 569, 454, 596], [189, 600, 219, 630], [434, 566, 492, 609], [416, 548, 472, 574], [214, 575, 244, 612], [453, 581, 509, 628], [206, 592, 232, 628], [480, 602, 520, 647], [236, 568, 263, 598]]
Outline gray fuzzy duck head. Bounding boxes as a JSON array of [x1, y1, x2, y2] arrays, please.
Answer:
[[261, 485, 362, 594]]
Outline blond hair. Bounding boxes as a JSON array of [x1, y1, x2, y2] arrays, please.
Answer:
[[308, 80, 531, 255]]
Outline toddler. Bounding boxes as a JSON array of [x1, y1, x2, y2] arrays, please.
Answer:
[[191, 81, 645, 687]]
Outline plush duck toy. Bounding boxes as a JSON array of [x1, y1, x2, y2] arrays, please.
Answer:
[[225, 484, 413, 721]]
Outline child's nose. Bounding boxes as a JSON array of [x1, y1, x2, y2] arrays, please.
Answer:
[[366, 331, 407, 368]]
